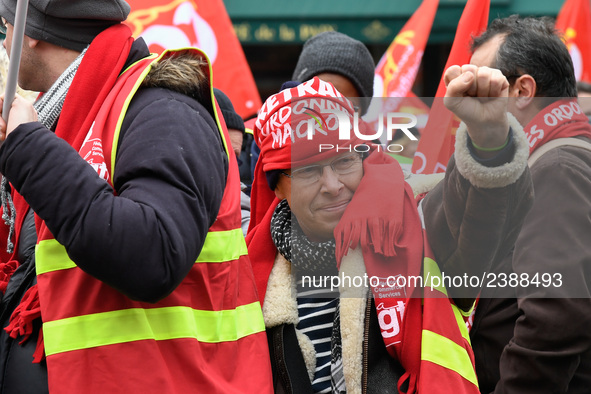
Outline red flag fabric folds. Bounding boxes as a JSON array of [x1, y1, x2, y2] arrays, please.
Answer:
[[374, 0, 439, 99], [411, 0, 490, 174], [556, 0, 591, 83], [125, 0, 261, 118]]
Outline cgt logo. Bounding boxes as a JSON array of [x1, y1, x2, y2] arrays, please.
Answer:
[[376, 301, 406, 339], [80, 124, 110, 182], [564, 27, 584, 81], [303, 107, 328, 134], [126, 0, 218, 62]]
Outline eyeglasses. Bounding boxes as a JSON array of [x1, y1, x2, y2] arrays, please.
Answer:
[[281, 152, 364, 185], [0, 17, 6, 35]]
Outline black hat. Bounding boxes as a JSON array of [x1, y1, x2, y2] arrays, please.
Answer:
[[292, 31, 375, 114], [214, 88, 245, 133], [0, 0, 130, 51]]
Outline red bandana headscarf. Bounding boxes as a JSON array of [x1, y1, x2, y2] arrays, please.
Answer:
[[248, 77, 363, 232]]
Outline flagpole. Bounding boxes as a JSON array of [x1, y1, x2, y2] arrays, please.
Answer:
[[2, 0, 29, 124]]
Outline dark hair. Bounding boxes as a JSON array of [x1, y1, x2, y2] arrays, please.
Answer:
[[471, 15, 577, 98], [577, 81, 591, 94]]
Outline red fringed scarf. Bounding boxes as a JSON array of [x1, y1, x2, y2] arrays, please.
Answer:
[[0, 184, 31, 294], [334, 151, 424, 390], [525, 98, 591, 154], [0, 259, 18, 294], [2, 24, 134, 363], [1, 190, 42, 361], [4, 285, 44, 362]]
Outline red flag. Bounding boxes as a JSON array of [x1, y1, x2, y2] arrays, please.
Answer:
[[374, 0, 439, 99], [411, 0, 490, 174], [125, 0, 261, 118], [556, 0, 591, 83], [367, 0, 437, 147], [397, 92, 430, 129]]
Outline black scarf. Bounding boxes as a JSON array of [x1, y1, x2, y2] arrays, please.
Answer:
[[271, 199, 338, 275], [270, 199, 347, 393]]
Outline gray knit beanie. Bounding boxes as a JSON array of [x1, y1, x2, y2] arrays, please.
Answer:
[[214, 88, 245, 133], [292, 31, 375, 114], [0, 0, 130, 52]]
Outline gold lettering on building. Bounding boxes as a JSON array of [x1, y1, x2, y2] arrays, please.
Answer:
[[255, 24, 276, 41]]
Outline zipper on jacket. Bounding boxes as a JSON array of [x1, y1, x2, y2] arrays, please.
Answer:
[[274, 326, 293, 394], [362, 297, 371, 394]]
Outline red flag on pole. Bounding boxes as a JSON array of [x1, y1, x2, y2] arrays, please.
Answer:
[[124, 0, 261, 118], [411, 0, 490, 174], [367, 0, 437, 148], [556, 0, 591, 83], [374, 0, 439, 99]]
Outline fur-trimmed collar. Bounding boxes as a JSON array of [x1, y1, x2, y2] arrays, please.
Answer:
[[454, 113, 529, 188], [263, 249, 368, 394]]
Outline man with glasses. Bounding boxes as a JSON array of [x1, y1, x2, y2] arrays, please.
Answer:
[[247, 76, 533, 393], [277, 152, 365, 242]]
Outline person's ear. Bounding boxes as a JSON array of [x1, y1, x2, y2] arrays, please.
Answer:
[[512, 74, 536, 110], [25, 36, 39, 49], [274, 184, 287, 200]]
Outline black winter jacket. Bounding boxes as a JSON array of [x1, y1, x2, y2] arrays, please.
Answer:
[[0, 38, 227, 392]]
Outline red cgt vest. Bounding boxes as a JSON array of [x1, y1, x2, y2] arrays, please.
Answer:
[[35, 48, 272, 393], [415, 212, 479, 393]]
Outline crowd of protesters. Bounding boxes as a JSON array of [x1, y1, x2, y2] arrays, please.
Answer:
[[0, 1, 589, 393]]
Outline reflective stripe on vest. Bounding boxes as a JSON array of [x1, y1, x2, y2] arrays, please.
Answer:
[[421, 256, 479, 387], [196, 229, 247, 262], [36, 228, 247, 275], [423, 257, 471, 345], [421, 330, 478, 387], [34, 47, 272, 392], [37, 236, 263, 357], [43, 302, 265, 356]]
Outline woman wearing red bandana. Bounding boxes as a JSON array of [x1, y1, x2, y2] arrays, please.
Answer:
[[247, 76, 533, 393]]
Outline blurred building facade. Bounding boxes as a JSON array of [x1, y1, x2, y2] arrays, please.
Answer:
[[225, 0, 562, 101]]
